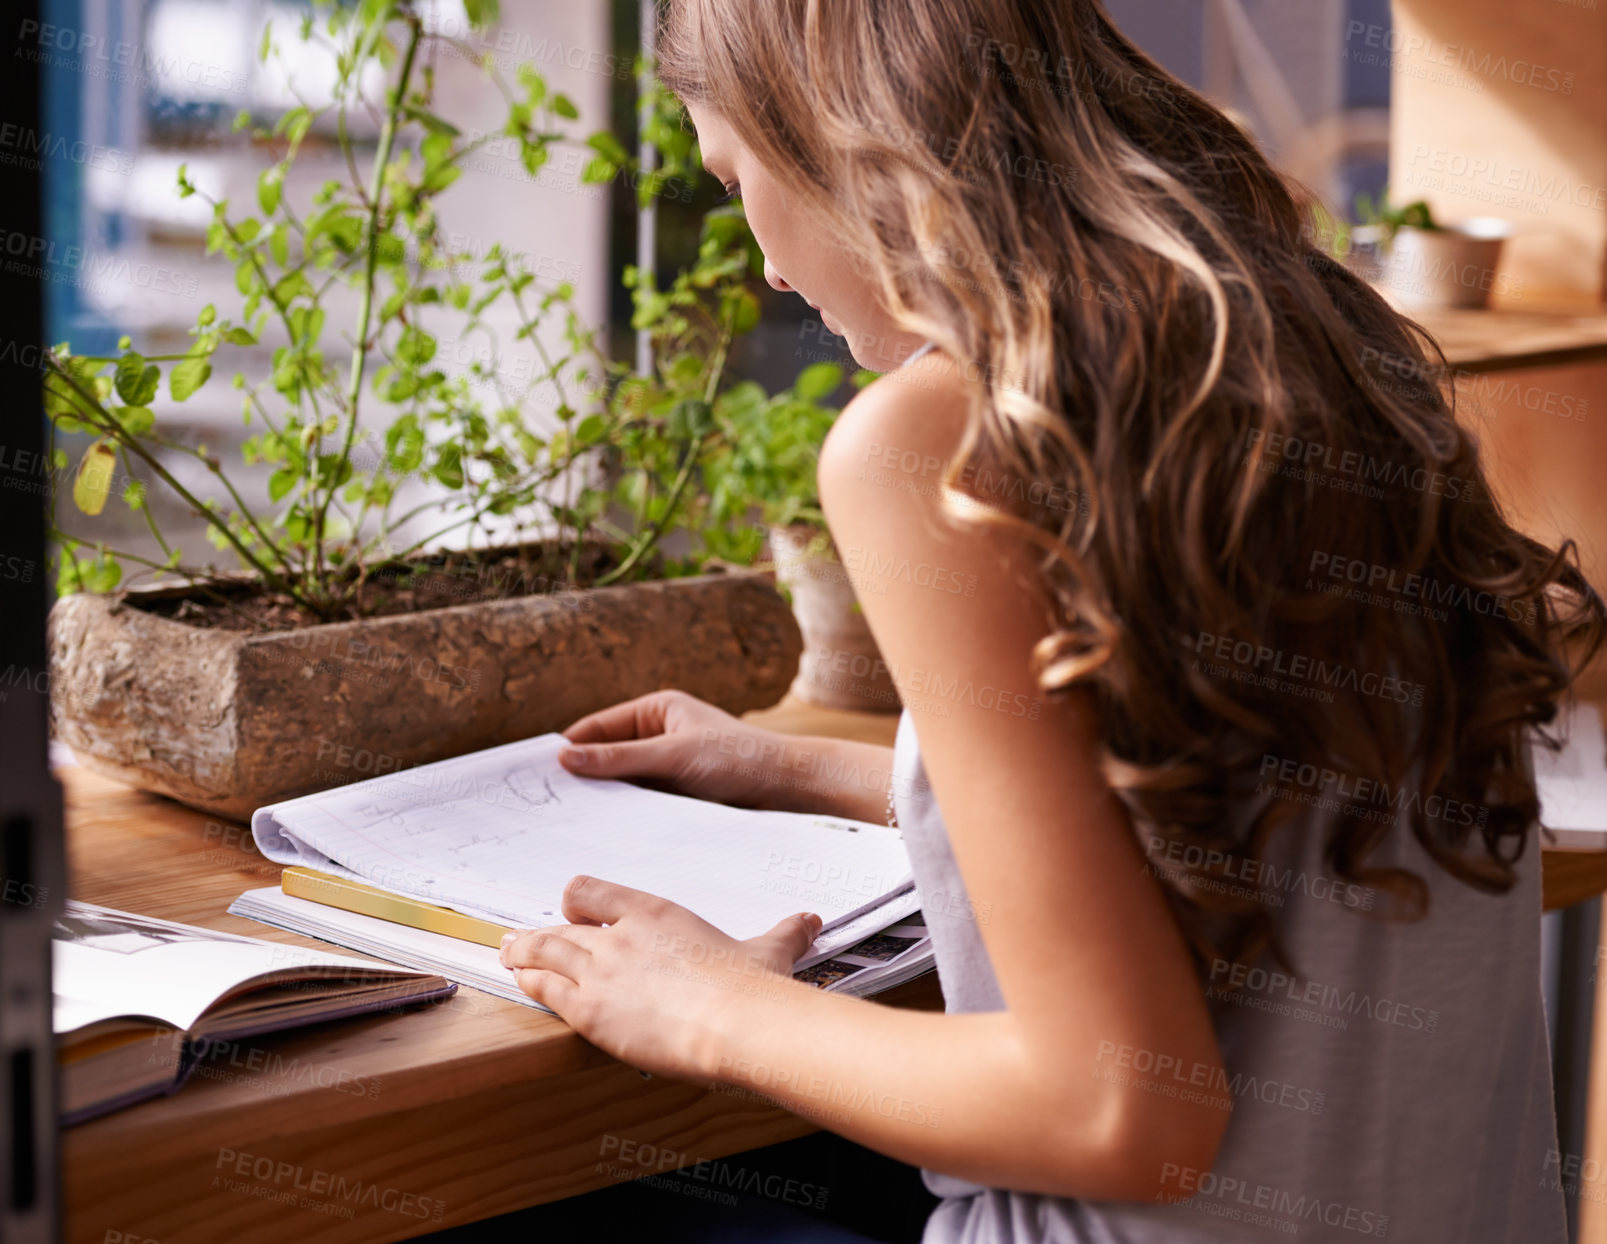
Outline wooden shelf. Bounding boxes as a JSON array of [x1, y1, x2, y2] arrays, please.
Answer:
[[1409, 304, 1607, 374]]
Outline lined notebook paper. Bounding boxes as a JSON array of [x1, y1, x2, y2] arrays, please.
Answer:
[[252, 734, 913, 941]]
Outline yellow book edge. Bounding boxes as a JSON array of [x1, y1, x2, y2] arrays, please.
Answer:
[[281, 867, 513, 949]]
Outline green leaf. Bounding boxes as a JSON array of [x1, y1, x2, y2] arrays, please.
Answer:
[[114, 354, 160, 406], [385, 414, 425, 473], [258, 167, 283, 216], [404, 105, 461, 137], [268, 467, 298, 503], [115, 406, 155, 435], [581, 156, 618, 185], [396, 327, 437, 366], [223, 326, 257, 346], [463, 0, 499, 28], [73, 440, 117, 516], [170, 357, 212, 402], [420, 132, 452, 172], [81, 550, 122, 593], [725, 287, 761, 335], [793, 362, 844, 402], [552, 94, 579, 120], [432, 444, 464, 489], [669, 398, 716, 440], [586, 132, 630, 167]]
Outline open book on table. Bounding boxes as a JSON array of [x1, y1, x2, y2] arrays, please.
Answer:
[[55, 901, 454, 1125]]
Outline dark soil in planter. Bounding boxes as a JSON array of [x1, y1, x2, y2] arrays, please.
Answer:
[[136, 541, 644, 632]]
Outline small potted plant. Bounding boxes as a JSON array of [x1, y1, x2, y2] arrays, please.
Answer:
[[43, 0, 802, 817], [698, 366, 901, 714], [1349, 192, 1512, 311]]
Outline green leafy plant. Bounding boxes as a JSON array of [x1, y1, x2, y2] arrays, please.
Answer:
[[1354, 190, 1441, 247], [42, 0, 772, 618], [693, 362, 874, 565]]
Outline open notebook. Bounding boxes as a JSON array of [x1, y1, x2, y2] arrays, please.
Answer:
[[55, 901, 453, 1124], [250, 733, 915, 941]]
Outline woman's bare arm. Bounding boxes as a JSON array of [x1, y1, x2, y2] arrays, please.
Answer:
[[505, 356, 1227, 1199]]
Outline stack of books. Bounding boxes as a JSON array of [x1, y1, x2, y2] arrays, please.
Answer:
[[230, 733, 936, 1008]]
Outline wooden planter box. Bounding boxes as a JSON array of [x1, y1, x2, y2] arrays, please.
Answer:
[[47, 570, 802, 819]]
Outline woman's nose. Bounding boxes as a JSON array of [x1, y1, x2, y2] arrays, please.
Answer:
[[764, 259, 793, 294]]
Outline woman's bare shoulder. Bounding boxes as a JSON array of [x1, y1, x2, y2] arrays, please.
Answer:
[[818, 347, 976, 523]]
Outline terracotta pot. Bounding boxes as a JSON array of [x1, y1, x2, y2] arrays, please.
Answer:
[[768, 524, 900, 714], [47, 567, 802, 819]]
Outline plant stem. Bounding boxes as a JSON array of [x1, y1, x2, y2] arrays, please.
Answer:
[[46, 356, 299, 601], [319, 13, 424, 592], [594, 310, 734, 588]]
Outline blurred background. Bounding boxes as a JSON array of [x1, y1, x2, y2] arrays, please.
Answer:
[[31, 0, 1395, 564]]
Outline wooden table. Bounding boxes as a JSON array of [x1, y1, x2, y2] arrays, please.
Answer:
[[62, 692, 1607, 1243], [1413, 304, 1607, 375], [63, 699, 927, 1244]]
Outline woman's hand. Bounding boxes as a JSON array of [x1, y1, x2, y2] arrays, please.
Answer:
[[499, 874, 820, 1079], [560, 689, 895, 821]]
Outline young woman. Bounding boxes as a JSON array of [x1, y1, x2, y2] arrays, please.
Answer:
[[499, 2, 1605, 1239]]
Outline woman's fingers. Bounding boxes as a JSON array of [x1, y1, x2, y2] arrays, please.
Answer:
[[560, 874, 672, 927], [558, 733, 683, 781], [748, 912, 824, 973], [510, 966, 578, 1013], [500, 926, 596, 978], [562, 691, 680, 745]]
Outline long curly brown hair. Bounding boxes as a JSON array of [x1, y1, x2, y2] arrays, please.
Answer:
[[659, 0, 1606, 971]]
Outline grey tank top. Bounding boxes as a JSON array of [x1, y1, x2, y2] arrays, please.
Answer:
[[890, 709, 1565, 1243]]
